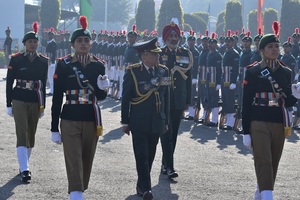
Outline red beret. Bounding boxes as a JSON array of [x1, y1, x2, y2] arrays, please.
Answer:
[[162, 22, 180, 42]]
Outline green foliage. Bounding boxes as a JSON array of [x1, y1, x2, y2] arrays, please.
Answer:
[[280, 0, 300, 41], [135, 0, 155, 32], [264, 8, 278, 35], [248, 10, 258, 37], [184, 13, 207, 34], [157, 0, 184, 36], [0, 52, 5, 68], [224, 0, 243, 33], [192, 12, 209, 24], [215, 10, 225, 36], [39, 0, 61, 31]]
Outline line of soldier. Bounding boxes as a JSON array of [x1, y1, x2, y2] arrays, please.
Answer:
[[182, 27, 300, 133]]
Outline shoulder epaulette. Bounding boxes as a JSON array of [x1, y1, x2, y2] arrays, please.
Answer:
[[11, 52, 21, 57], [278, 60, 288, 67], [246, 61, 258, 69], [92, 55, 106, 64], [126, 63, 140, 70], [158, 64, 168, 70], [39, 54, 49, 60]]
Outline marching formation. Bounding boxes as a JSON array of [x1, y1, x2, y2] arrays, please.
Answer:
[[4, 15, 300, 200]]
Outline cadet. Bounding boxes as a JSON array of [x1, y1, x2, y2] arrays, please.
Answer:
[[242, 21, 298, 200], [116, 31, 128, 100], [220, 30, 239, 130], [218, 33, 226, 56], [250, 28, 263, 64], [205, 33, 222, 127], [121, 37, 170, 200], [159, 20, 193, 178], [185, 30, 199, 120], [46, 27, 57, 96], [124, 25, 140, 67], [6, 22, 48, 182], [197, 31, 210, 123], [291, 28, 300, 58], [50, 16, 109, 200]]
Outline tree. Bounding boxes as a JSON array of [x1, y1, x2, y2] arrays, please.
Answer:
[[263, 8, 278, 35], [192, 12, 209, 25], [215, 10, 225, 36], [184, 13, 207, 34], [247, 9, 258, 37], [280, 0, 300, 41], [135, 0, 155, 32], [39, 0, 61, 31], [157, 0, 184, 36], [224, 0, 243, 33]]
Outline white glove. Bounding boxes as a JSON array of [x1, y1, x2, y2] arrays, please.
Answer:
[[49, 63, 55, 68], [97, 74, 110, 90], [192, 79, 198, 85], [294, 74, 299, 82], [216, 84, 221, 91], [39, 112, 44, 119], [243, 134, 252, 150], [7, 107, 13, 117], [51, 132, 62, 144], [292, 82, 300, 99], [229, 83, 236, 90]]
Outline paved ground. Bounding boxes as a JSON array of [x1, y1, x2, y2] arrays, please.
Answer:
[[0, 68, 300, 200]]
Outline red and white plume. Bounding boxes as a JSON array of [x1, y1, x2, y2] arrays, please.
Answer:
[[79, 16, 88, 30], [132, 24, 136, 32], [272, 21, 280, 37], [32, 21, 39, 34], [295, 28, 299, 34]]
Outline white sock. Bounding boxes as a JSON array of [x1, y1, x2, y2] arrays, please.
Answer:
[[211, 107, 219, 123], [225, 113, 235, 127], [188, 106, 195, 117], [261, 190, 273, 200], [254, 184, 261, 200], [17, 146, 29, 172], [70, 191, 83, 200]]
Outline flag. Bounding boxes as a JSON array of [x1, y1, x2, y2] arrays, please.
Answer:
[[257, 0, 264, 32], [80, 0, 92, 25]]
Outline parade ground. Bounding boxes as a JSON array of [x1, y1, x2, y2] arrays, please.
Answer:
[[0, 68, 299, 200]]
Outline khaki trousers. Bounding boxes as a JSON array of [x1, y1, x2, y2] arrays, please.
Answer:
[[251, 121, 285, 192], [60, 119, 99, 193], [13, 100, 40, 147]]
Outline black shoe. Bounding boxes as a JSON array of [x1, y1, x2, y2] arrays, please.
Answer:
[[167, 169, 178, 179], [205, 122, 218, 127], [142, 190, 153, 200], [184, 115, 194, 120], [21, 171, 31, 182], [2, 77, 7, 80], [46, 92, 53, 96], [223, 125, 233, 130], [161, 165, 167, 175], [197, 119, 205, 124]]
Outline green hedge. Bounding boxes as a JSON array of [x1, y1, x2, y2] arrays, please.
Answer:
[[0, 51, 5, 68]]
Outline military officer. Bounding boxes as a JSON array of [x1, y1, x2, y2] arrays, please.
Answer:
[[121, 37, 170, 200], [50, 16, 109, 200], [220, 30, 240, 130], [46, 27, 57, 96], [205, 33, 222, 127], [185, 31, 199, 120], [6, 22, 48, 182], [242, 21, 298, 199], [159, 21, 193, 178]]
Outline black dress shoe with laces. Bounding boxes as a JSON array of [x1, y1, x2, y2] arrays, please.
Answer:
[[167, 169, 178, 179], [142, 190, 153, 200], [136, 187, 144, 196], [21, 170, 31, 182], [223, 125, 233, 130]]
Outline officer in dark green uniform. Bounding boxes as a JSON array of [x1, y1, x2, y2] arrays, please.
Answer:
[[50, 16, 109, 200], [121, 37, 170, 200], [6, 22, 48, 182], [159, 21, 193, 179]]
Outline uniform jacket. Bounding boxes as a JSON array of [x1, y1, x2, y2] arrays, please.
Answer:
[[121, 63, 170, 134], [188, 46, 199, 79], [51, 54, 107, 132], [280, 53, 296, 73], [291, 43, 300, 59], [46, 39, 57, 64], [250, 50, 262, 64], [6, 52, 48, 108], [222, 47, 240, 84], [206, 50, 222, 85], [242, 62, 297, 134], [160, 46, 193, 110], [124, 45, 139, 65]]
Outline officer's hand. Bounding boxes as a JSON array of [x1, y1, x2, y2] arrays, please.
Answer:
[[51, 132, 62, 144], [192, 79, 198, 85], [215, 84, 221, 91], [243, 134, 252, 150], [122, 125, 130, 135], [292, 82, 300, 99], [39, 112, 44, 119], [7, 107, 13, 117], [229, 83, 236, 90], [163, 125, 169, 134], [97, 74, 110, 90]]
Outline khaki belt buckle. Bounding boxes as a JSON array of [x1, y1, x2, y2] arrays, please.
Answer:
[[25, 82, 33, 89]]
